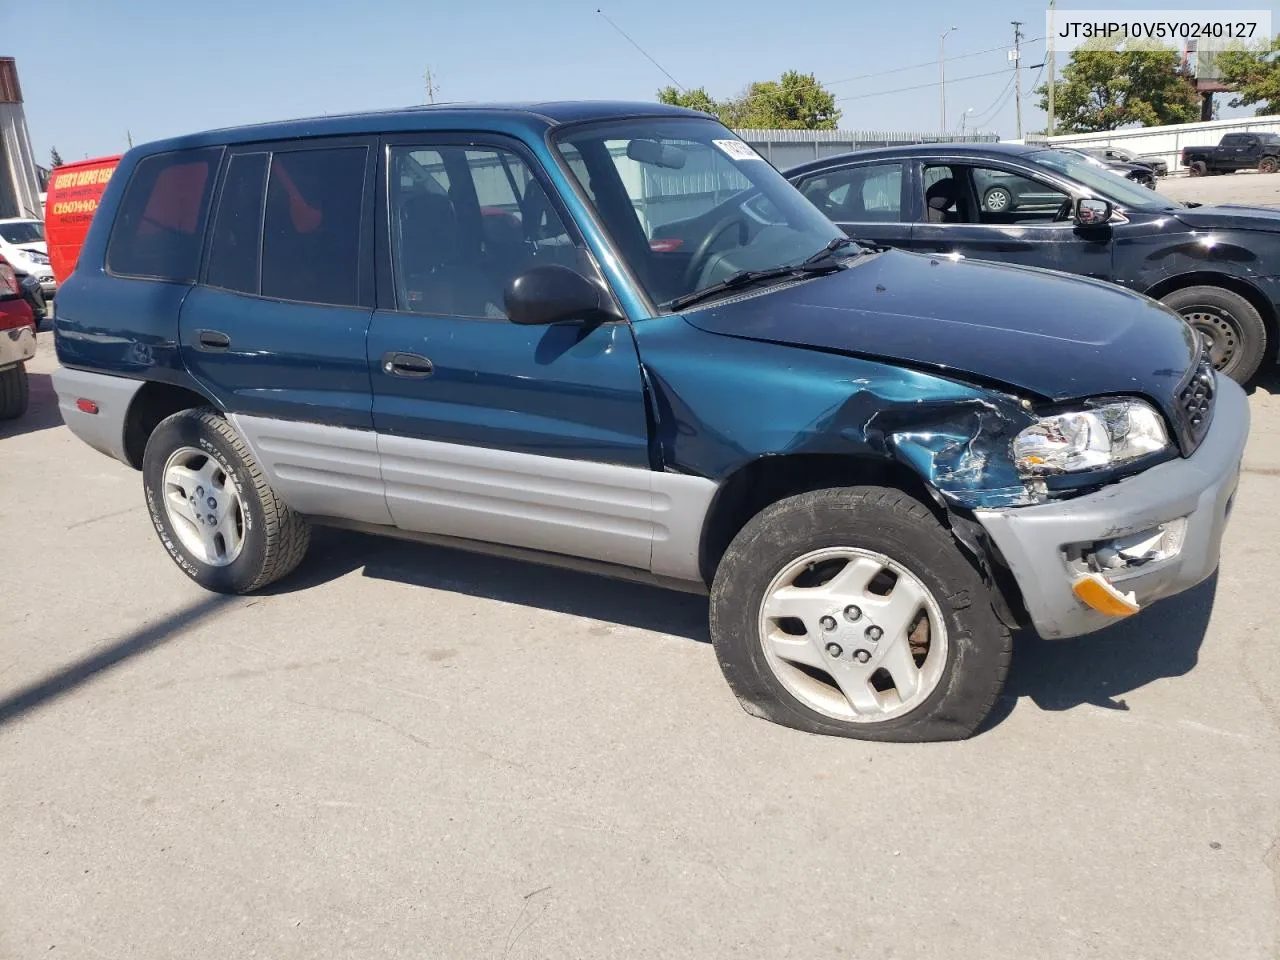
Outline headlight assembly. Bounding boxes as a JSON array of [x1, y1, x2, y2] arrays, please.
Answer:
[[1012, 398, 1170, 477]]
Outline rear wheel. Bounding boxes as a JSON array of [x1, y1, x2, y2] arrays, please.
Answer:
[[1189, 160, 1207, 177], [709, 487, 1011, 742], [142, 407, 310, 593], [1161, 285, 1267, 384], [1260, 157, 1279, 174], [0, 364, 29, 420]]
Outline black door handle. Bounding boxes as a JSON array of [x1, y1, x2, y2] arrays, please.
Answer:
[[197, 329, 231, 351], [381, 351, 433, 378]]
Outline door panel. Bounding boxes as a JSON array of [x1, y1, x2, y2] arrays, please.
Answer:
[[369, 136, 655, 564]]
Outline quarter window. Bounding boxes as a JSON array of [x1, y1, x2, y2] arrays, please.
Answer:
[[260, 147, 366, 307], [107, 148, 221, 280], [389, 145, 582, 318]]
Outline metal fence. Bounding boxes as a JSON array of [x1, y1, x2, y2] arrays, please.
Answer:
[[1013, 114, 1280, 175], [734, 128, 1002, 170]]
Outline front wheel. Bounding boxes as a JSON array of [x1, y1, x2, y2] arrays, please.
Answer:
[[709, 487, 1011, 742], [142, 407, 310, 593], [1189, 160, 1207, 177], [983, 185, 1013, 212], [1260, 157, 1279, 174], [1161, 285, 1268, 384]]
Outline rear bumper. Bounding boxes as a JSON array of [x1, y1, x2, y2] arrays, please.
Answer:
[[975, 376, 1249, 639], [51, 366, 145, 465], [0, 323, 36, 369]]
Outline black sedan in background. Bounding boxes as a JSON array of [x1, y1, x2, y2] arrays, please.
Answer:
[[782, 143, 1280, 383]]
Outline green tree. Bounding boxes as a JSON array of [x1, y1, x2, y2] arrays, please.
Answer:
[[656, 71, 841, 130], [49, 146, 63, 169], [1035, 45, 1200, 132], [656, 85, 718, 115], [1217, 35, 1280, 115]]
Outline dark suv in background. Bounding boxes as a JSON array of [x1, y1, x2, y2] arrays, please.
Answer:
[[50, 103, 1247, 742]]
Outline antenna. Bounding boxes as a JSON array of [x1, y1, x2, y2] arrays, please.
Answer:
[[595, 8, 685, 90]]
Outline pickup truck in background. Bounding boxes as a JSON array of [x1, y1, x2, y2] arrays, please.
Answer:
[[1181, 133, 1280, 176]]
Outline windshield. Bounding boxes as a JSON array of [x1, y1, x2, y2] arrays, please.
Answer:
[[1025, 149, 1178, 212], [553, 117, 844, 309], [0, 220, 44, 244]]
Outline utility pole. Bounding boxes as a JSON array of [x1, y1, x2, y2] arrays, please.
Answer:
[[1047, 0, 1056, 135], [1011, 21, 1023, 140], [424, 67, 437, 105], [939, 25, 958, 133]]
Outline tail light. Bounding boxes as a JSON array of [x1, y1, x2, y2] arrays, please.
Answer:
[[0, 261, 17, 297]]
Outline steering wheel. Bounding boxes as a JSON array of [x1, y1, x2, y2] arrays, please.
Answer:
[[683, 215, 747, 289], [1053, 197, 1075, 222]]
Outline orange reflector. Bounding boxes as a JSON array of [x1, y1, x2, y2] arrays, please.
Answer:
[[1071, 573, 1140, 618], [75, 398, 99, 414]]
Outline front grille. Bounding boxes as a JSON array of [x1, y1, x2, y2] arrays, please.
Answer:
[[1175, 347, 1216, 453]]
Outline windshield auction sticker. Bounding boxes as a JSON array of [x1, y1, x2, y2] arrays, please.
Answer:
[[1047, 9, 1271, 53], [713, 139, 763, 162]]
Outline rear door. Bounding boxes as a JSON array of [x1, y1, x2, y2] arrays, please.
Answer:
[[366, 134, 656, 569], [905, 158, 1115, 280], [179, 137, 391, 524], [790, 159, 911, 247]]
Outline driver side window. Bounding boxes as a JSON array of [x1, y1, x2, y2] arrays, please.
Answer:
[[922, 163, 1069, 225]]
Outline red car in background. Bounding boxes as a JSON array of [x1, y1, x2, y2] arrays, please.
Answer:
[[0, 256, 36, 419]]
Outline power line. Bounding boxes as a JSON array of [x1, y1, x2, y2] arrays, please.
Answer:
[[595, 8, 686, 91], [967, 72, 1016, 127], [835, 65, 1030, 103], [825, 36, 1044, 88]]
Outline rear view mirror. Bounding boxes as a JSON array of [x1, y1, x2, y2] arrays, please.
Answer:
[[626, 139, 687, 169], [504, 265, 618, 326], [1074, 197, 1113, 227]]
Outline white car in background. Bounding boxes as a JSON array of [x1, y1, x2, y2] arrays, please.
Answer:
[[0, 219, 56, 296]]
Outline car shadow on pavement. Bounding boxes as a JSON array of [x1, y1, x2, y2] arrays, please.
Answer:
[[260, 526, 712, 643], [1248, 363, 1280, 397], [0, 372, 62, 440], [981, 571, 1218, 731]]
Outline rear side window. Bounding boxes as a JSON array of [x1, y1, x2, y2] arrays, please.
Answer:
[[206, 152, 268, 294], [261, 147, 366, 306], [107, 148, 221, 280]]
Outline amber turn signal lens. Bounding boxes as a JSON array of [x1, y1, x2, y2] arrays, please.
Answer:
[[1071, 573, 1140, 618]]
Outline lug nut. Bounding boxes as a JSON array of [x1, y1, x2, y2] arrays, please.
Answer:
[[207, 497, 217, 509], [207, 514, 217, 524], [844, 605, 862, 622], [196, 486, 204, 497], [854, 649, 871, 664], [825, 642, 843, 658], [865, 625, 884, 642], [819, 615, 837, 631]]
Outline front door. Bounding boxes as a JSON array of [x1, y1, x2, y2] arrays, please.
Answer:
[[365, 135, 656, 569], [791, 159, 911, 248], [906, 160, 1114, 281]]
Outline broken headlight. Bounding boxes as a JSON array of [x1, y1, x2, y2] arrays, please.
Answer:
[[1012, 398, 1170, 477]]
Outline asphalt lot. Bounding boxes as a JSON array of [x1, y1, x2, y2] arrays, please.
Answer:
[[3, 175, 1280, 960]]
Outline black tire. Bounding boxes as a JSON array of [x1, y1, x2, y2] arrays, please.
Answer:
[[1189, 160, 1207, 177], [1260, 156, 1279, 174], [709, 486, 1011, 742], [1161, 285, 1268, 384], [0, 364, 29, 420], [983, 185, 1013, 212], [142, 407, 310, 593]]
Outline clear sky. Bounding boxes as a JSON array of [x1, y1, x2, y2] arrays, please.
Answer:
[[5, 0, 1279, 164]]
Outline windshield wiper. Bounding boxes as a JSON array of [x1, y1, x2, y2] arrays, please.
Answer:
[[802, 235, 863, 265], [667, 261, 842, 312]]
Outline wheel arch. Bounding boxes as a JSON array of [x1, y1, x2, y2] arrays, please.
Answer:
[[123, 380, 221, 469], [697, 453, 940, 587], [1144, 271, 1277, 356]]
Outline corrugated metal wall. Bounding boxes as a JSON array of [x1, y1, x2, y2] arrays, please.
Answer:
[[735, 128, 1001, 170], [0, 58, 42, 220]]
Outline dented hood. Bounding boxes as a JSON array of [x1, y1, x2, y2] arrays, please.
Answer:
[[682, 249, 1199, 404]]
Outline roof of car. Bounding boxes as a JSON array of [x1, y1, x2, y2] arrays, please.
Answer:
[[135, 101, 709, 154], [784, 141, 1048, 176]]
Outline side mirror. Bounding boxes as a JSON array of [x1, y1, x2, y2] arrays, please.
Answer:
[[504, 265, 617, 326], [1074, 197, 1113, 227]]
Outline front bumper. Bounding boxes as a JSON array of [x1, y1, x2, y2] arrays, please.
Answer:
[[975, 376, 1249, 639], [0, 322, 36, 369]]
